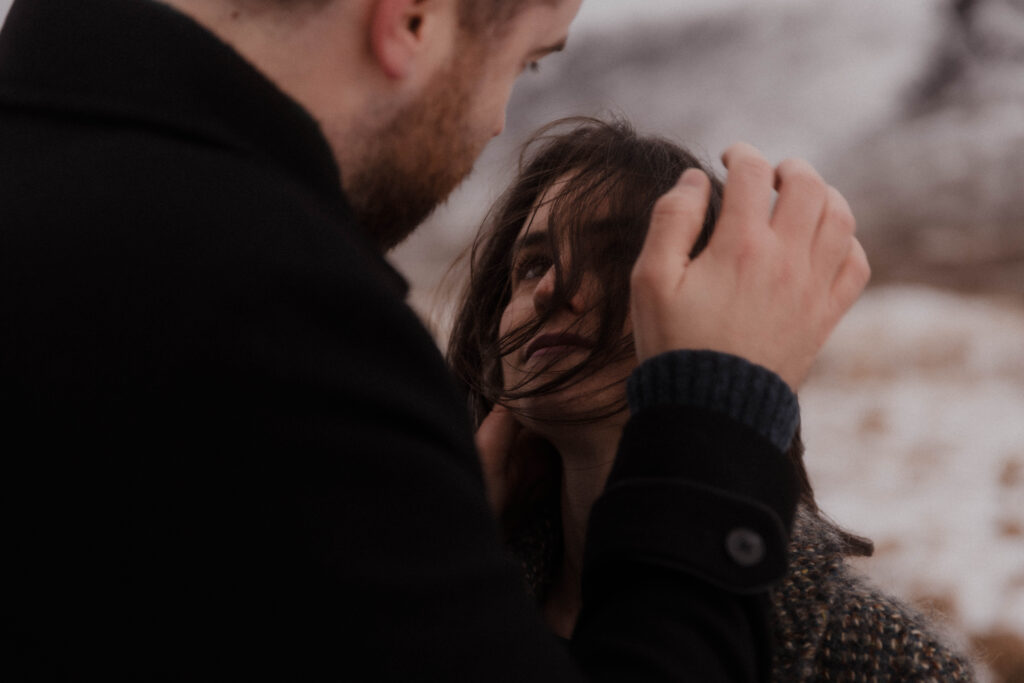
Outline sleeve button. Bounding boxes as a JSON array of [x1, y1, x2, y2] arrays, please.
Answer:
[[726, 527, 766, 567]]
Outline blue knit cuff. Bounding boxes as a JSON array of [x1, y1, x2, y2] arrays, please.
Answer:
[[627, 350, 799, 453]]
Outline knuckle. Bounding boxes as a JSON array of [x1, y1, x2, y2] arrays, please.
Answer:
[[835, 246, 871, 300], [774, 260, 798, 289], [776, 158, 819, 184], [853, 244, 872, 283], [777, 158, 825, 196], [731, 154, 773, 180], [732, 233, 765, 269], [826, 187, 856, 234]]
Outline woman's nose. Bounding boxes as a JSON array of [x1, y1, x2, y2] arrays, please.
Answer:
[[532, 266, 587, 315], [531, 266, 556, 313]]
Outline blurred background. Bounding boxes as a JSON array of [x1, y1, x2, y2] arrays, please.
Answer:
[[3, 0, 1021, 679], [394, 2, 1024, 680]]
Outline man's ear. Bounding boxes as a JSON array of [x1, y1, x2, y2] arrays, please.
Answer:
[[369, 0, 436, 80]]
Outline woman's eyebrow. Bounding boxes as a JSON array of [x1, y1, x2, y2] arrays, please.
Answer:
[[513, 230, 549, 253]]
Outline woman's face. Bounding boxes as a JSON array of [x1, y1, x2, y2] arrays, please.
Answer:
[[497, 180, 635, 423]]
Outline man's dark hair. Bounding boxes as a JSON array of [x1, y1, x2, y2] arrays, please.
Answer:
[[247, 0, 556, 33], [458, 0, 561, 34]]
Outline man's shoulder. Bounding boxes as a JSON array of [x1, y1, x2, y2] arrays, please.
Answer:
[[0, 107, 425, 385], [0, 106, 394, 288]]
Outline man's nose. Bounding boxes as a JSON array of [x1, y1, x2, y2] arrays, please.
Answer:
[[492, 109, 506, 138]]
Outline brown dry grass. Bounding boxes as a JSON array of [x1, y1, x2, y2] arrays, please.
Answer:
[[971, 629, 1024, 683]]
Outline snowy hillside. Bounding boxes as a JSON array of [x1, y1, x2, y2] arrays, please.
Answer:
[[802, 286, 1024, 682]]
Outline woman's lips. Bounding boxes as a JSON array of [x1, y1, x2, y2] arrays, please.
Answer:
[[524, 333, 594, 361]]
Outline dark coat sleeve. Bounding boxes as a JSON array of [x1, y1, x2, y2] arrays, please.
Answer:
[[179, 177, 796, 680], [1, 123, 796, 682]]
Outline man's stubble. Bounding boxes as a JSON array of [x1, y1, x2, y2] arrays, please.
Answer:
[[343, 56, 486, 252]]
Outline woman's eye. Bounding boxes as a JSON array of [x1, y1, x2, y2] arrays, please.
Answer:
[[514, 255, 550, 282]]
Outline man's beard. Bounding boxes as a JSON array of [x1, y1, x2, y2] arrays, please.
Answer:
[[344, 61, 484, 252]]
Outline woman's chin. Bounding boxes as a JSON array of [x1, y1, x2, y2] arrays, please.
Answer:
[[507, 395, 571, 430]]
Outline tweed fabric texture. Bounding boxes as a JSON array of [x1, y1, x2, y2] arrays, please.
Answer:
[[513, 505, 974, 681], [769, 508, 974, 681]]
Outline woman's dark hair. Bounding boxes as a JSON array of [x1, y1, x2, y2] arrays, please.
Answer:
[[448, 116, 721, 426], [447, 117, 872, 557]]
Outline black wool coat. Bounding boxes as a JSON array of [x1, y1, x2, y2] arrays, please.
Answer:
[[0, 0, 798, 680]]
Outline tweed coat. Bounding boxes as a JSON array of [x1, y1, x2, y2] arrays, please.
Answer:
[[768, 508, 973, 681], [516, 505, 974, 682]]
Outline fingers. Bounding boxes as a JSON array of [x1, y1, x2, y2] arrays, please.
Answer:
[[632, 168, 711, 296], [831, 237, 871, 311], [474, 404, 521, 513], [717, 142, 775, 245], [812, 186, 857, 276], [772, 158, 827, 246], [629, 140, 868, 387], [475, 404, 519, 469]]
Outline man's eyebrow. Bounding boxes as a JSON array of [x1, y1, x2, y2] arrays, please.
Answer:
[[530, 38, 567, 59]]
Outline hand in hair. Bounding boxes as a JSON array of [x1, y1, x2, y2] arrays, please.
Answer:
[[475, 405, 521, 513], [630, 142, 870, 391], [474, 405, 556, 516]]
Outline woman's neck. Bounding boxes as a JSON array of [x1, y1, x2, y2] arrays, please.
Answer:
[[539, 419, 624, 639]]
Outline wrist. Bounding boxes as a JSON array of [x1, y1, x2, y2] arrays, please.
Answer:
[[627, 349, 799, 453]]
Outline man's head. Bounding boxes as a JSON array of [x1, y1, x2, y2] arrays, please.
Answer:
[[167, 0, 582, 249]]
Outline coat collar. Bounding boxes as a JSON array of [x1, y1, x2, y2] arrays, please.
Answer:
[[766, 507, 846, 681], [511, 502, 851, 680], [0, 0, 409, 297]]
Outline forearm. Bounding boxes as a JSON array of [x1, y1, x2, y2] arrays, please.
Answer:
[[192, 237, 799, 681], [574, 349, 800, 681]]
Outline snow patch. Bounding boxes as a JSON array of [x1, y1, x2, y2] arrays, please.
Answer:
[[802, 286, 1024, 648]]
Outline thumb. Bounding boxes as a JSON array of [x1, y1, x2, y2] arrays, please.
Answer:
[[633, 169, 711, 290]]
